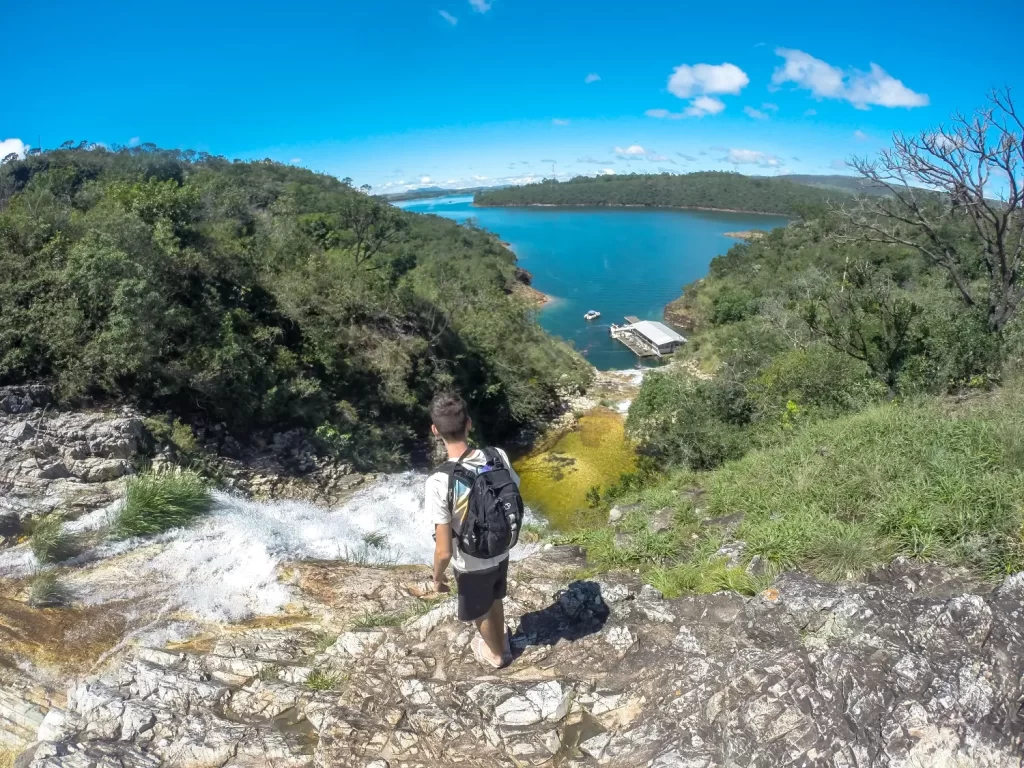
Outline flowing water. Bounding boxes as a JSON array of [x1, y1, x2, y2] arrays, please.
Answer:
[[396, 195, 788, 370], [0, 475, 536, 623]]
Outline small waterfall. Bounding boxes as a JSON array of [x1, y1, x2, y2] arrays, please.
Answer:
[[1, 472, 539, 624]]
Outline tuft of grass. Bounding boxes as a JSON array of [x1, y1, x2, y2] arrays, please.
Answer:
[[0, 749, 16, 768], [648, 560, 763, 598], [110, 469, 211, 539], [31, 515, 78, 564], [305, 669, 342, 691], [257, 665, 281, 682], [28, 570, 69, 607], [312, 632, 337, 653], [805, 523, 890, 582]]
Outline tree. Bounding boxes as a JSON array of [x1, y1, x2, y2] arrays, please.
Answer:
[[803, 262, 923, 397], [337, 189, 407, 269], [843, 88, 1024, 335]]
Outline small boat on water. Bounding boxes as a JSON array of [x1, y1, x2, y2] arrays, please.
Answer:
[[583, 310, 601, 321]]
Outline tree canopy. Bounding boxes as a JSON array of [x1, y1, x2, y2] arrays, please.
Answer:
[[0, 146, 590, 467]]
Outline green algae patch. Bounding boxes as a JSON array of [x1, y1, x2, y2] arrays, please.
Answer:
[[514, 408, 637, 530]]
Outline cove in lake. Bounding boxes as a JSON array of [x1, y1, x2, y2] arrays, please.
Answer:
[[397, 195, 788, 370]]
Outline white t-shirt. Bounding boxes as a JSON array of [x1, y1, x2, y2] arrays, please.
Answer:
[[426, 447, 521, 573]]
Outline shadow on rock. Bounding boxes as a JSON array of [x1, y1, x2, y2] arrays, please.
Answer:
[[511, 580, 609, 657]]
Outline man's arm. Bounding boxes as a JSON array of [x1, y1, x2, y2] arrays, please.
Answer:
[[433, 523, 453, 592]]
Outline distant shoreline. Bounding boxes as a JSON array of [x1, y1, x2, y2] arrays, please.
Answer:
[[472, 201, 790, 217]]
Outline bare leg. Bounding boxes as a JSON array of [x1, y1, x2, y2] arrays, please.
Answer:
[[474, 599, 507, 664]]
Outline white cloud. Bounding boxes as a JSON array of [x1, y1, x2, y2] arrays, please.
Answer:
[[420, 176, 432, 184], [647, 154, 672, 162], [599, 169, 615, 175], [469, 0, 491, 10], [831, 158, 849, 170], [727, 148, 782, 167], [578, 156, 614, 165], [665, 62, 746, 118], [128, 136, 141, 147], [668, 62, 749, 98], [552, 118, 570, 126], [0, 138, 29, 160], [645, 108, 685, 120], [290, 157, 303, 164], [473, 175, 489, 181], [585, 73, 601, 84], [439, 9, 458, 24], [744, 106, 769, 120], [803, 108, 818, 117], [773, 48, 928, 109], [762, 103, 779, 113], [684, 96, 726, 118], [614, 145, 647, 156], [853, 130, 869, 141]]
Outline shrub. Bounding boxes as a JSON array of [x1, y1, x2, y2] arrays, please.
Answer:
[[28, 570, 69, 607], [748, 344, 879, 420], [110, 469, 211, 539], [31, 515, 77, 564], [627, 371, 750, 470]]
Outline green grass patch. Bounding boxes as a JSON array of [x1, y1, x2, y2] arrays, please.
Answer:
[[110, 469, 212, 539], [305, 670, 343, 691], [31, 515, 78, 564], [623, 387, 1024, 583]]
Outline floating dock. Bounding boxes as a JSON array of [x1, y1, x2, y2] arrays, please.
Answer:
[[610, 318, 687, 358]]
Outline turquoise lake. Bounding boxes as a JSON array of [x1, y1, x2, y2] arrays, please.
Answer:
[[396, 195, 788, 370]]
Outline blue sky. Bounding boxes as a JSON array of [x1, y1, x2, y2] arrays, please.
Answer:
[[2, 0, 1021, 192]]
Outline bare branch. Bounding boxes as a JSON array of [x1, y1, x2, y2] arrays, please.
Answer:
[[838, 88, 1024, 334]]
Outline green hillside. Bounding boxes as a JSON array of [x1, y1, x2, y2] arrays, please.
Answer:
[[0, 147, 590, 467], [474, 171, 852, 215], [780, 174, 893, 197]]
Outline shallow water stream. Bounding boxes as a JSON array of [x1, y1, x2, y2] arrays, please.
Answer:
[[513, 408, 637, 530]]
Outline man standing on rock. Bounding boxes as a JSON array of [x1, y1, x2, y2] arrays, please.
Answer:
[[426, 392, 525, 669]]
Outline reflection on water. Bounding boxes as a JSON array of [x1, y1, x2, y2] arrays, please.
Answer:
[[513, 408, 637, 530]]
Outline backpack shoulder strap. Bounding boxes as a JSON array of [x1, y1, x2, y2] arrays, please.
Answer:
[[439, 447, 477, 513], [481, 446, 503, 467]]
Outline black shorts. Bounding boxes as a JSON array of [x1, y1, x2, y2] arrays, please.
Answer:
[[455, 558, 509, 622]]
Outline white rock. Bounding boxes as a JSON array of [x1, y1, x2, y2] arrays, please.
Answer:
[[580, 731, 612, 759], [604, 626, 636, 653]]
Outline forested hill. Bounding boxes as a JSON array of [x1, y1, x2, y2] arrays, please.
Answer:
[[0, 147, 590, 468], [473, 171, 852, 215]]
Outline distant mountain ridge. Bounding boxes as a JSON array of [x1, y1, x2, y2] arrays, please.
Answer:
[[779, 174, 893, 198]]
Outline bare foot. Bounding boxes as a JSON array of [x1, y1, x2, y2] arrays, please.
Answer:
[[472, 636, 506, 668]]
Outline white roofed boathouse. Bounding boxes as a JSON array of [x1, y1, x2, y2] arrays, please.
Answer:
[[609, 318, 686, 358]]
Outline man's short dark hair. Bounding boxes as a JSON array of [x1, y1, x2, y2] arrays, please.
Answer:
[[430, 392, 470, 441]]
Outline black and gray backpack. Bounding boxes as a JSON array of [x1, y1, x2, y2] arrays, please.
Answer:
[[441, 447, 524, 559]]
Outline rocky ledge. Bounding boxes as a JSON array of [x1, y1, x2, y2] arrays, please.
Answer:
[[0, 386, 372, 542], [4, 546, 1023, 767]]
